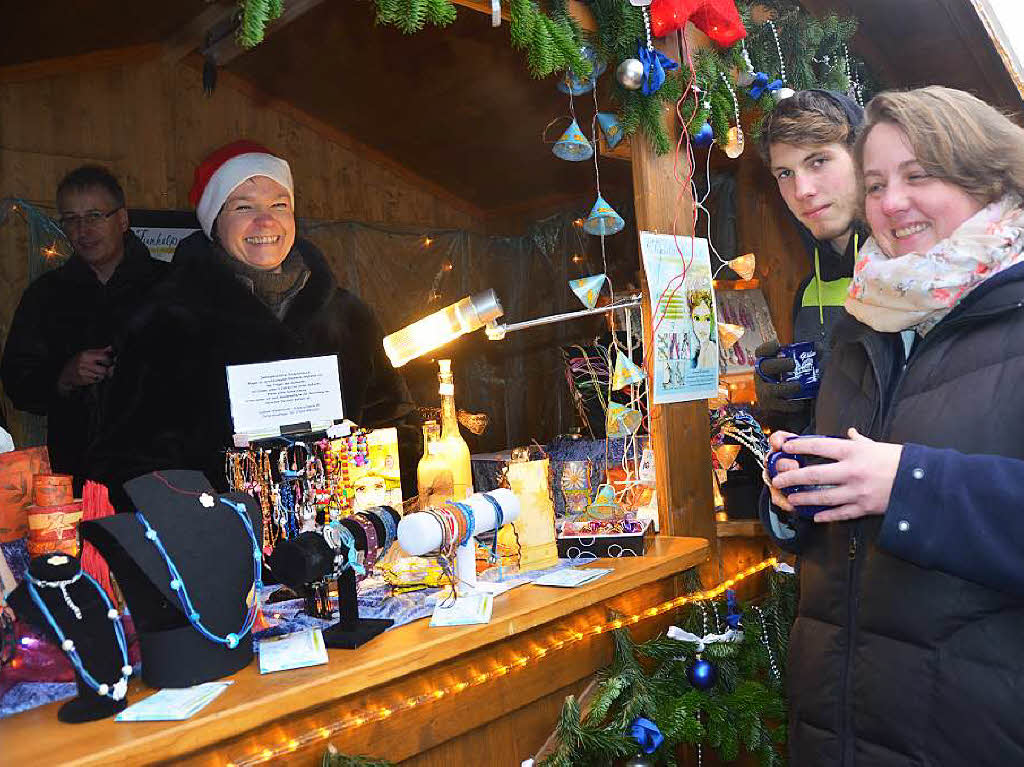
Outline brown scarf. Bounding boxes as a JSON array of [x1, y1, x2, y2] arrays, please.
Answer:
[[214, 243, 311, 319]]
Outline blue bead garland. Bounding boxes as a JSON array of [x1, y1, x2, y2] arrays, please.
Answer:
[[26, 571, 132, 701], [135, 498, 261, 650]]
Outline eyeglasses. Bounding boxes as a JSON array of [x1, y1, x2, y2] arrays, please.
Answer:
[[57, 207, 122, 231]]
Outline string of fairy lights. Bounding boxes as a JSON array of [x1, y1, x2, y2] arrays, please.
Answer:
[[224, 557, 780, 766]]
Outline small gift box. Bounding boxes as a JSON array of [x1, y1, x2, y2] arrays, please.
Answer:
[[556, 518, 653, 559], [26, 501, 83, 557], [0, 446, 52, 542]]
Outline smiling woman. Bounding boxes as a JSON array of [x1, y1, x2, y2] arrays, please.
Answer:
[[87, 141, 416, 504], [763, 87, 1024, 766]]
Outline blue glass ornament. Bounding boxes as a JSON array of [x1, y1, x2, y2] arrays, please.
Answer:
[[687, 657, 717, 690], [693, 122, 714, 147]]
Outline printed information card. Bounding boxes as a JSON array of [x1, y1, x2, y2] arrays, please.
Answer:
[[226, 355, 344, 440]]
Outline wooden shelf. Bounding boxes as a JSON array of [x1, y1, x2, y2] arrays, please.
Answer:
[[716, 519, 766, 538], [1, 537, 710, 766]]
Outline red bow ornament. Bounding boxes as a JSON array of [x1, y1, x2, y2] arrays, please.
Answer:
[[649, 0, 747, 47]]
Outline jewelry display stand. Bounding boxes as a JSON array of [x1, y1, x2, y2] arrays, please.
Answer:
[[7, 554, 130, 722], [80, 471, 263, 688], [397, 489, 520, 596]]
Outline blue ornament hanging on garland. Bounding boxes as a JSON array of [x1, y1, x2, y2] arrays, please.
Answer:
[[687, 655, 718, 690], [693, 121, 714, 148]]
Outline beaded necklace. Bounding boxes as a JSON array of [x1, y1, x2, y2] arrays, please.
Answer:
[[135, 497, 261, 649], [26, 570, 131, 701]]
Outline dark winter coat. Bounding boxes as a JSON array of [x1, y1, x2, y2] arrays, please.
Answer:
[[0, 233, 167, 484], [767, 261, 1024, 765], [86, 232, 413, 499]]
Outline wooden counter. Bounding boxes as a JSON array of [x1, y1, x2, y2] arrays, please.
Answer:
[[1, 537, 709, 766]]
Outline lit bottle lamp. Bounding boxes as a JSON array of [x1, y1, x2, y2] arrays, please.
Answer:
[[383, 290, 503, 368]]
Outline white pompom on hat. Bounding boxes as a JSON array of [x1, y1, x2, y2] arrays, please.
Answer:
[[189, 140, 294, 237]]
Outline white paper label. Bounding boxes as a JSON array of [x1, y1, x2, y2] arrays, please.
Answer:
[[438, 383, 455, 396], [226, 355, 344, 437], [639, 448, 656, 484]]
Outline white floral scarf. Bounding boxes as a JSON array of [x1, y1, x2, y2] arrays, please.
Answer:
[[846, 194, 1024, 334]]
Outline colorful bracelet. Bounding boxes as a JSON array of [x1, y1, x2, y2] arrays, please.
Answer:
[[348, 514, 379, 574], [449, 501, 476, 547]]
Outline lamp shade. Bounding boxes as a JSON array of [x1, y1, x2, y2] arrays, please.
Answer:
[[553, 119, 594, 161], [383, 290, 503, 368], [569, 274, 607, 309], [597, 112, 624, 149], [583, 195, 625, 236], [728, 252, 756, 280]]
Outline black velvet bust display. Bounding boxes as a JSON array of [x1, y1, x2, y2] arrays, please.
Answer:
[[267, 508, 400, 649], [7, 554, 129, 722], [79, 470, 262, 688]]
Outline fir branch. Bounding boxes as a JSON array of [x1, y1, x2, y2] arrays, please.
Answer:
[[237, 0, 285, 48]]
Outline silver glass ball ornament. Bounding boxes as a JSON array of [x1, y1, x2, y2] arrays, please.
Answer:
[[736, 69, 756, 87], [617, 58, 645, 90], [774, 86, 796, 101]]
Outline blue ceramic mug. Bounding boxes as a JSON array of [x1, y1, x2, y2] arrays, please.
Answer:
[[754, 341, 821, 400], [766, 435, 837, 518]]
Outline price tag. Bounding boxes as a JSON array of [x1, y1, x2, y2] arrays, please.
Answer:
[[639, 448, 656, 485]]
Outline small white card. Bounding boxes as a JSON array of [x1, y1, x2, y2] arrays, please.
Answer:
[[226, 355, 344, 438], [532, 568, 613, 588], [258, 628, 329, 674], [116, 682, 233, 722], [430, 593, 494, 626], [639, 447, 656, 485]]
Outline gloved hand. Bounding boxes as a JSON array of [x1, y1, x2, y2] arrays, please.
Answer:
[[754, 340, 812, 414]]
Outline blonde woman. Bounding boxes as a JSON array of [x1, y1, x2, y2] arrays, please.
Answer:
[[766, 87, 1024, 764]]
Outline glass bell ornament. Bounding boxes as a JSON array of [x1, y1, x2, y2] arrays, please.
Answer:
[[583, 195, 625, 236], [552, 119, 593, 161], [724, 126, 745, 158]]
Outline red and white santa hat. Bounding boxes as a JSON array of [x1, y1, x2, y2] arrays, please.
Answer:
[[189, 140, 294, 237]]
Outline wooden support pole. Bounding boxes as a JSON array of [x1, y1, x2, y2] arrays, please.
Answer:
[[631, 32, 717, 564]]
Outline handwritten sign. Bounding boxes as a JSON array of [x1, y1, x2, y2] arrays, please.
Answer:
[[226, 356, 344, 439]]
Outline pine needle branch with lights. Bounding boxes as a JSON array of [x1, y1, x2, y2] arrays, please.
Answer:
[[539, 568, 795, 767]]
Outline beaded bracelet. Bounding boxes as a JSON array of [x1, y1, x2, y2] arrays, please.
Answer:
[[366, 506, 398, 554], [448, 501, 476, 547]]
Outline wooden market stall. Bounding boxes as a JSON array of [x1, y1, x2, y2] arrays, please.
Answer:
[[0, 0, 1022, 764]]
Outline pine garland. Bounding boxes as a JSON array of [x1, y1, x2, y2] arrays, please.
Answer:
[[237, 0, 285, 48], [234, 0, 874, 155], [540, 568, 796, 766], [374, 0, 457, 34]]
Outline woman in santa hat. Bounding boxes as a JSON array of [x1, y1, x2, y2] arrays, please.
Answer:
[[87, 141, 414, 504]]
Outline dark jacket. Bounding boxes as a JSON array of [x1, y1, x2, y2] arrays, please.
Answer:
[[768, 261, 1024, 765], [0, 233, 167, 483], [86, 232, 414, 496]]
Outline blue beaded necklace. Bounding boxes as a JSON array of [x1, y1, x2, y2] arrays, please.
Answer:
[[135, 497, 261, 650], [26, 570, 132, 701]]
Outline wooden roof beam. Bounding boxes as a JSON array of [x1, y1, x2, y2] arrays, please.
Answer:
[[162, 0, 326, 68]]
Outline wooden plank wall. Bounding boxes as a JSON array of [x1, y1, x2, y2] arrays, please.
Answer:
[[734, 152, 808, 345]]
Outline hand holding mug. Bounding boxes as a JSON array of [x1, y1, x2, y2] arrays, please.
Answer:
[[770, 428, 903, 522]]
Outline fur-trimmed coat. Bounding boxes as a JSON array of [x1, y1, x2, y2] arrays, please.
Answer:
[[86, 232, 413, 499]]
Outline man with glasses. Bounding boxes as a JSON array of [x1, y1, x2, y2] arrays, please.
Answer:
[[1, 165, 167, 489]]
